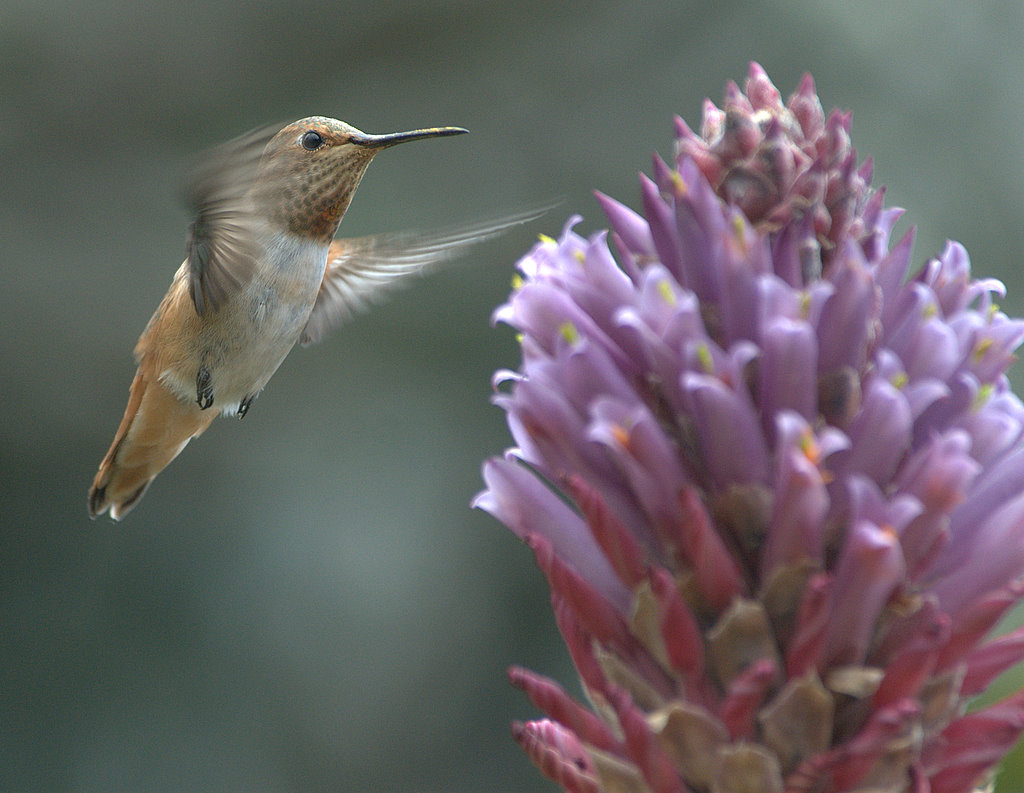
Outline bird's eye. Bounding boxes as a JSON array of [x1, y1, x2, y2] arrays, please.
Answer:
[[300, 131, 324, 151]]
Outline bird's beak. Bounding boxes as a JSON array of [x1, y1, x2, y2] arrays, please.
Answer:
[[349, 126, 469, 150]]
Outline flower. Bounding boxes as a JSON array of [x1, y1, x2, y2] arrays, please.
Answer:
[[475, 63, 1024, 793]]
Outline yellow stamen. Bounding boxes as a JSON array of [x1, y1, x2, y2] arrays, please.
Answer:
[[731, 214, 746, 240], [559, 321, 580, 345], [670, 170, 687, 197], [973, 382, 994, 411], [973, 337, 994, 362], [657, 279, 677, 306], [799, 291, 811, 319], [696, 343, 714, 374], [730, 214, 750, 254], [798, 429, 820, 466]]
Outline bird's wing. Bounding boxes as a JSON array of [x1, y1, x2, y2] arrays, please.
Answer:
[[185, 125, 277, 316], [299, 207, 548, 346]]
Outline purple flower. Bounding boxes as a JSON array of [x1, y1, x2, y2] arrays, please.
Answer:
[[475, 63, 1024, 793]]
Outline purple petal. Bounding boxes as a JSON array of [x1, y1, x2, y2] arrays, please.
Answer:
[[640, 173, 684, 285], [476, 457, 629, 612], [958, 393, 1024, 466], [594, 190, 655, 261], [566, 474, 649, 589], [931, 487, 1024, 615], [825, 520, 905, 666], [760, 318, 818, 431], [761, 413, 829, 575], [673, 159, 730, 301], [816, 248, 874, 374], [680, 372, 769, 488], [833, 377, 912, 487]]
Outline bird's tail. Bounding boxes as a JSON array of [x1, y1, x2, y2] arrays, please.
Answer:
[[88, 368, 215, 520]]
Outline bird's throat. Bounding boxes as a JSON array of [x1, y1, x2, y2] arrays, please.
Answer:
[[258, 153, 374, 243]]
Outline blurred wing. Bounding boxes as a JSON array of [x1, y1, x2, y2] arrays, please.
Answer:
[[185, 125, 277, 316], [299, 207, 549, 346]]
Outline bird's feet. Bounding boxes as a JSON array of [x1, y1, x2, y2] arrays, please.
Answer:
[[237, 394, 255, 419], [196, 367, 215, 410]]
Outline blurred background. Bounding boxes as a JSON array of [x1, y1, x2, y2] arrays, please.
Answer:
[[5, 0, 1024, 790]]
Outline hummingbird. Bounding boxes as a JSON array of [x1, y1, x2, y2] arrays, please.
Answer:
[[88, 116, 529, 520]]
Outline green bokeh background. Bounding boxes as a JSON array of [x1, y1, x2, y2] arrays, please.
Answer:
[[5, 1, 1024, 790]]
